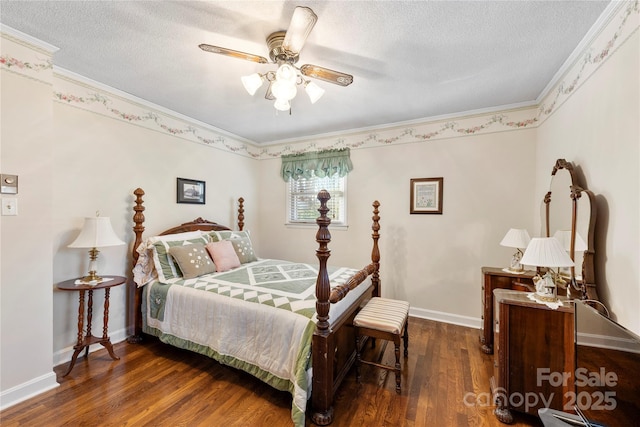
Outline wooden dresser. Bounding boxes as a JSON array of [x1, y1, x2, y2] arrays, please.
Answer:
[[491, 289, 575, 424], [480, 267, 536, 354]]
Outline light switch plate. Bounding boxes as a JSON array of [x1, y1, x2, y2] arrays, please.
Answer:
[[2, 198, 18, 216]]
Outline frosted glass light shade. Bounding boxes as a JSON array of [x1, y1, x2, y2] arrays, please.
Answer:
[[275, 64, 297, 84], [500, 228, 531, 249], [553, 230, 588, 252], [241, 73, 264, 96], [274, 98, 291, 111], [521, 237, 574, 268], [68, 217, 125, 248], [305, 81, 325, 104], [271, 80, 297, 101]]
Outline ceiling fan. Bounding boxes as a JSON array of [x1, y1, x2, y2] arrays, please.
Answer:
[[199, 6, 353, 111]]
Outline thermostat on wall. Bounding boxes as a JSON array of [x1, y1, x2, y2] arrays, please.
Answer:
[[1, 174, 18, 194]]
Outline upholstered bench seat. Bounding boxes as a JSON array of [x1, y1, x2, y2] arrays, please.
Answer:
[[354, 297, 409, 393], [353, 297, 410, 333]]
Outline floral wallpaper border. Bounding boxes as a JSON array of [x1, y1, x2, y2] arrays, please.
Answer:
[[0, 31, 54, 85], [2, 1, 638, 160]]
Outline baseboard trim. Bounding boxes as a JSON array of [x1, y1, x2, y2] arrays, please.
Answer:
[[1, 328, 129, 411], [410, 306, 482, 330], [0, 372, 59, 411]]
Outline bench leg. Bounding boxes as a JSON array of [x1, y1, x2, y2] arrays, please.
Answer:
[[394, 336, 401, 393], [404, 319, 409, 357]]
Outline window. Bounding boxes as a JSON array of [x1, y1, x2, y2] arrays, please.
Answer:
[[286, 175, 347, 225]]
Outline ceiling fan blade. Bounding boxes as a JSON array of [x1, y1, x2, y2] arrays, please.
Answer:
[[300, 65, 353, 87], [198, 44, 268, 64], [282, 6, 317, 56]]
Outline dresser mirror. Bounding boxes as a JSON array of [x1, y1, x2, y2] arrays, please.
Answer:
[[544, 159, 597, 300]]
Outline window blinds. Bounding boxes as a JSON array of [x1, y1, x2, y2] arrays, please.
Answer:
[[288, 175, 345, 223]]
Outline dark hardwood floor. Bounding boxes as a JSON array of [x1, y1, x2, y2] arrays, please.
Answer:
[[0, 318, 541, 426]]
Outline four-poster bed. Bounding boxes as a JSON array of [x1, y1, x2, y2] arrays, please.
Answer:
[[127, 188, 381, 425]]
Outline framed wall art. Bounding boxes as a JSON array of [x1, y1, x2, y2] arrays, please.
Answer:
[[177, 177, 206, 204], [410, 177, 443, 214]]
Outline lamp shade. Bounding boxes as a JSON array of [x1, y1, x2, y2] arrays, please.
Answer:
[[271, 80, 297, 101], [553, 230, 588, 252], [275, 64, 297, 84], [241, 73, 264, 96], [500, 228, 531, 249], [520, 237, 574, 268], [68, 217, 125, 248], [273, 98, 291, 111], [305, 81, 325, 104]]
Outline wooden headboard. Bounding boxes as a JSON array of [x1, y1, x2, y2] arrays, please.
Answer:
[[131, 189, 244, 265]]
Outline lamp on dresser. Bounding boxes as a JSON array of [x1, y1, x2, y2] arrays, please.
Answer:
[[499, 228, 531, 273], [68, 213, 125, 283], [552, 229, 588, 295], [520, 237, 574, 302]]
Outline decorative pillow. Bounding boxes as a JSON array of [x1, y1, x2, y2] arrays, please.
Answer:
[[209, 230, 258, 263], [205, 240, 241, 272], [209, 230, 251, 242], [168, 243, 216, 279], [230, 237, 258, 264], [150, 232, 210, 282]]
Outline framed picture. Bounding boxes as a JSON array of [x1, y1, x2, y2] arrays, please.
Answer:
[[177, 178, 206, 204], [410, 177, 443, 214]]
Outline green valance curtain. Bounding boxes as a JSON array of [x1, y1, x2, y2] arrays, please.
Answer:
[[280, 148, 353, 182]]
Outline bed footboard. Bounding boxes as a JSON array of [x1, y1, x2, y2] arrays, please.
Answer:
[[311, 191, 381, 425]]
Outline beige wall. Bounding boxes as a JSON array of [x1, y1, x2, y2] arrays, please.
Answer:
[[536, 31, 640, 333], [258, 131, 537, 323], [1, 41, 59, 401]]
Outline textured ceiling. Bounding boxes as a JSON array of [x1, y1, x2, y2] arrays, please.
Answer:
[[0, 1, 610, 144]]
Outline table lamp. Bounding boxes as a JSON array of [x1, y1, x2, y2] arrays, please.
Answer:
[[68, 214, 125, 283], [553, 229, 588, 295], [499, 228, 531, 273], [520, 237, 574, 302]]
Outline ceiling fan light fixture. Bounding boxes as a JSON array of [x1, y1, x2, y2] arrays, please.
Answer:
[[274, 98, 291, 112], [275, 64, 297, 84], [271, 80, 297, 101], [305, 81, 325, 104], [241, 73, 264, 96], [199, 6, 352, 113]]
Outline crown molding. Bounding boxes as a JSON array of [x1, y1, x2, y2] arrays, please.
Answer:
[[537, 1, 630, 103], [0, 24, 59, 54]]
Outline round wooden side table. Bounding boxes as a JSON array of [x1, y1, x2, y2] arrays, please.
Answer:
[[56, 276, 126, 376]]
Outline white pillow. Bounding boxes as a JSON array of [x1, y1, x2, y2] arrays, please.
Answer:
[[148, 230, 203, 243]]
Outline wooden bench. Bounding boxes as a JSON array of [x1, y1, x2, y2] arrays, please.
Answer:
[[353, 297, 410, 393]]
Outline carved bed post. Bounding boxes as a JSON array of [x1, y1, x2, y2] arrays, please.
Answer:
[[312, 189, 335, 425], [127, 188, 146, 343], [371, 200, 381, 298], [237, 197, 244, 231]]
